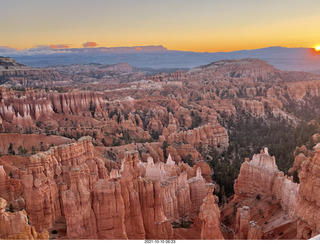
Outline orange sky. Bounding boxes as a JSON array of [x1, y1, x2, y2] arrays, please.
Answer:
[[1, 0, 320, 52]]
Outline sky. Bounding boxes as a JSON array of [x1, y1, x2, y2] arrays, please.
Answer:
[[1, 0, 320, 52]]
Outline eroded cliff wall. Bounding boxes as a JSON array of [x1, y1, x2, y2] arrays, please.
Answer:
[[296, 143, 320, 239], [0, 136, 223, 239]]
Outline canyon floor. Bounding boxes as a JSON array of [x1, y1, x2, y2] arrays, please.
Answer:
[[0, 56, 320, 240]]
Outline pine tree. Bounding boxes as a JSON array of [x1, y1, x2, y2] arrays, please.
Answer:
[[101, 138, 107, 147], [9, 203, 14, 213], [8, 143, 15, 155]]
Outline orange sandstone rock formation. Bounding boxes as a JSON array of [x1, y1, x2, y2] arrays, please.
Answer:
[[234, 148, 299, 217], [222, 148, 300, 240], [0, 137, 215, 239], [235, 206, 250, 239], [198, 184, 224, 240], [296, 143, 320, 239], [235, 206, 262, 240], [165, 123, 228, 149], [0, 165, 23, 209], [0, 198, 49, 240], [247, 221, 263, 240]]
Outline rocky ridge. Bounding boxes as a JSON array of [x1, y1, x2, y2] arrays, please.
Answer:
[[234, 148, 299, 218], [221, 142, 320, 240], [221, 148, 300, 239], [0, 137, 224, 239], [296, 143, 320, 239], [0, 197, 48, 240], [0, 57, 66, 87]]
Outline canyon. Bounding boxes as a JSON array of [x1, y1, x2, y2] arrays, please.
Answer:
[[1, 135, 319, 240], [0, 56, 320, 239], [0, 136, 224, 239]]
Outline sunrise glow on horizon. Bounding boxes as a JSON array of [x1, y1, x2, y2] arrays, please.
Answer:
[[1, 0, 320, 52]]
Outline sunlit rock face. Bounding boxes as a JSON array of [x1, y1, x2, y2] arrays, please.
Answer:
[[0, 136, 218, 239], [0, 87, 103, 123]]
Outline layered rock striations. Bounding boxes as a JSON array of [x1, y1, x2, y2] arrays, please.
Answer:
[[0, 165, 23, 210], [221, 148, 300, 240], [296, 143, 320, 239], [164, 123, 228, 150], [235, 206, 262, 240], [0, 57, 65, 87], [137, 156, 208, 223], [3, 57, 320, 240], [0, 137, 218, 239], [234, 148, 299, 217], [146, 58, 320, 125], [0, 87, 105, 133], [22, 136, 101, 238], [0, 197, 49, 240], [149, 58, 317, 85], [0, 85, 227, 159], [0, 87, 104, 120], [198, 184, 224, 240]]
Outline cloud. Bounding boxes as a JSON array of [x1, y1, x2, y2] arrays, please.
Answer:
[[83, 42, 98, 48], [19, 45, 73, 55], [50, 44, 70, 49]]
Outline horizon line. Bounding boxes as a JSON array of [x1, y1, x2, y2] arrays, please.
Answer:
[[0, 44, 316, 54]]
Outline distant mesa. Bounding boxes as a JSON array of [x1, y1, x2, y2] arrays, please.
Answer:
[[0, 56, 64, 86], [0, 56, 27, 70], [150, 58, 318, 84], [1, 45, 320, 72]]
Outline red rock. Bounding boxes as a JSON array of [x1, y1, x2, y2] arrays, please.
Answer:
[[247, 221, 263, 240], [198, 184, 224, 239], [139, 179, 173, 239], [222, 147, 300, 240], [0, 87, 104, 132], [188, 168, 208, 216], [0, 165, 23, 209], [0, 57, 64, 87], [234, 148, 299, 219], [235, 206, 262, 240], [190, 162, 212, 183], [166, 124, 229, 150], [92, 179, 127, 239], [0, 137, 222, 240], [235, 206, 250, 239], [296, 143, 320, 239], [0, 197, 49, 240], [288, 153, 309, 175], [118, 152, 146, 239]]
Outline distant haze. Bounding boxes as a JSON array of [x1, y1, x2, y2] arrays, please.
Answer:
[[1, 45, 320, 74]]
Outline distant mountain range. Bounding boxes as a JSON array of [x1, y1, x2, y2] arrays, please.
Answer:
[[1, 45, 320, 73]]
